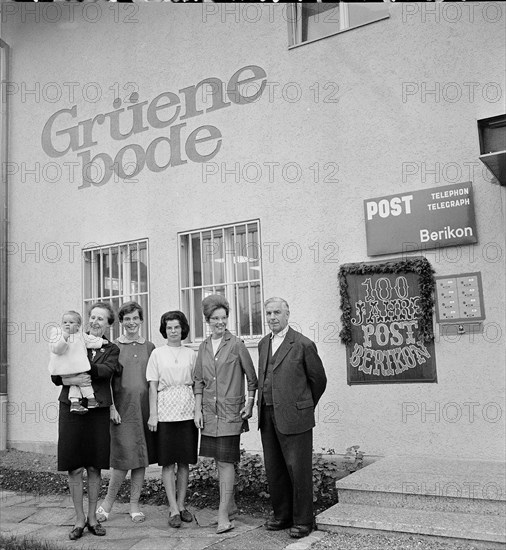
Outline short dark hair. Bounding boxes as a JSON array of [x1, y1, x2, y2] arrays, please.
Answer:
[[88, 301, 115, 325], [202, 294, 230, 322], [159, 310, 190, 340], [119, 301, 143, 323]]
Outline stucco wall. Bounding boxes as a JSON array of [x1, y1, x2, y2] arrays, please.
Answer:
[[2, 2, 505, 459]]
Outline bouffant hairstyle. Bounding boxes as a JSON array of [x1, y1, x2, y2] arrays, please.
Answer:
[[88, 301, 115, 325], [159, 310, 190, 340], [118, 301, 143, 323], [202, 294, 230, 322]]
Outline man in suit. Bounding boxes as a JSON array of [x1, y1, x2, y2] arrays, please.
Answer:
[[257, 297, 327, 539]]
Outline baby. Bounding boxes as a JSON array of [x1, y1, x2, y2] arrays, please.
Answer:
[[48, 310, 104, 414]]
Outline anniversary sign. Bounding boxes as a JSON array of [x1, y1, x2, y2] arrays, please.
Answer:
[[339, 258, 437, 385]]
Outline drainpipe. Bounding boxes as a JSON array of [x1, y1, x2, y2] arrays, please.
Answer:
[[0, 37, 10, 451]]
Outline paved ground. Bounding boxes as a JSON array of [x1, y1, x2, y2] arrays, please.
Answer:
[[0, 490, 326, 550]]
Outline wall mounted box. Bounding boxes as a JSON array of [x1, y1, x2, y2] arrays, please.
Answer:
[[478, 114, 506, 185], [434, 272, 485, 335]]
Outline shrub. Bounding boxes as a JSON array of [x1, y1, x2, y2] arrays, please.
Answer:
[[187, 449, 342, 507], [343, 445, 364, 473], [0, 449, 353, 514]]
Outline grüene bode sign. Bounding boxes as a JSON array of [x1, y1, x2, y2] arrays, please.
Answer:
[[41, 65, 266, 189]]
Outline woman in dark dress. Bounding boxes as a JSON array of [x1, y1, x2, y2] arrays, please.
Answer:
[[96, 301, 156, 523], [51, 302, 121, 541]]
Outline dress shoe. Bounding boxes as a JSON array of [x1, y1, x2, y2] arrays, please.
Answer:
[[289, 523, 314, 538], [86, 520, 106, 536], [179, 509, 193, 523], [168, 513, 182, 528], [68, 525, 84, 540], [265, 517, 293, 531]]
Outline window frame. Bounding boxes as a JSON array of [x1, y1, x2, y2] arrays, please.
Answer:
[[82, 238, 150, 341], [178, 220, 263, 345], [0, 39, 10, 397], [288, 2, 390, 50]]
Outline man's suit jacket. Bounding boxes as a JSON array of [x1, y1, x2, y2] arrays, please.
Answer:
[[257, 327, 327, 435]]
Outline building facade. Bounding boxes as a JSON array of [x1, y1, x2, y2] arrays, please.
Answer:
[[1, 2, 505, 461]]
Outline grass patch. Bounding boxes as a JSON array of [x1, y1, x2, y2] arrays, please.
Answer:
[[0, 534, 90, 550]]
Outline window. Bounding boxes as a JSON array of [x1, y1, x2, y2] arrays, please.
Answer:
[[83, 240, 149, 340], [288, 2, 390, 48], [179, 221, 263, 342]]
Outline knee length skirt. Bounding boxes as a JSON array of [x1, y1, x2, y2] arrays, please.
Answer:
[[57, 402, 110, 472], [199, 434, 241, 463], [157, 420, 198, 465]]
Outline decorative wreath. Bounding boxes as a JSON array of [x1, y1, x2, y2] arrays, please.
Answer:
[[338, 258, 435, 345]]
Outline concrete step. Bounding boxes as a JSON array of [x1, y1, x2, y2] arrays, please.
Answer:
[[336, 456, 505, 516], [316, 502, 506, 546], [318, 456, 506, 546], [338, 487, 504, 516]]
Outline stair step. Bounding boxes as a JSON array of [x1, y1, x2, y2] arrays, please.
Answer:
[[317, 502, 506, 545], [338, 487, 505, 516]]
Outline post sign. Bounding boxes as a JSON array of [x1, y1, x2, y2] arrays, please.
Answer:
[[339, 259, 437, 385], [364, 182, 477, 256]]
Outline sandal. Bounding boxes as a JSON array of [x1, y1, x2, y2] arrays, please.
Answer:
[[96, 505, 109, 522], [130, 512, 146, 523]]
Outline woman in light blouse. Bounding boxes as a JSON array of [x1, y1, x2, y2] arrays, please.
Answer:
[[147, 311, 197, 529], [193, 294, 258, 534]]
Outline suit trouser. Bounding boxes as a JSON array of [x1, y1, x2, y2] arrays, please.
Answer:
[[260, 405, 313, 525]]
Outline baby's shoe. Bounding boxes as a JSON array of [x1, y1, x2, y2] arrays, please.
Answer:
[[70, 401, 88, 414], [87, 397, 99, 409]]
